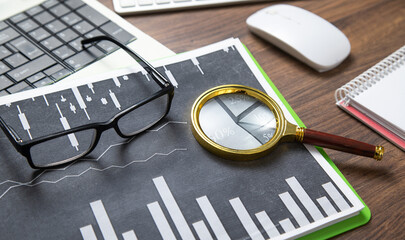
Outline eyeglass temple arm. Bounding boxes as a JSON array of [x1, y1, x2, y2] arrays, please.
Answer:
[[0, 116, 23, 144], [81, 36, 171, 87]]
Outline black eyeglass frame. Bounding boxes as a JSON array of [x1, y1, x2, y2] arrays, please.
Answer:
[[0, 36, 174, 169]]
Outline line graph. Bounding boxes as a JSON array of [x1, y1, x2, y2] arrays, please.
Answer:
[[0, 121, 188, 200], [0, 148, 187, 200]]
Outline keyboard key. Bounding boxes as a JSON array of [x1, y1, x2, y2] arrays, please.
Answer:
[[120, 0, 136, 8], [9, 13, 28, 23], [0, 75, 14, 90], [0, 91, 9, 96], [64, 0, 86, 10], [17, 19, 39, 32], [51, 68, 72, 81], [85, 29, 103, 39], [100, 22, 135, 43], [26, 5, 44, 16], [41, 0, 59, 9], [65, 46, 104, 70], [7, 55, 56, 82], [0, 46, 12, 59], [27, 72, 46, 83], [10, 37, 44, 60], [41, 36, 63, 50], [96, 40, 119, 53], [33, 77, 53, 88], [5, 43, 17, 53], [68, 37, 84, 51], [73, 21, 94, 35], [0, 61, 10, 74], [0, 28, 19, 45], [57, 28, 79, 43], [138, 0, 153, 6], [53, 45, 75, 59], [5, 53, 28, 68], [156, 0, 171, 4], [49, 4, 70, 17], [0, 21, 8, 31], [34, 11, 55, 25], [45, 19, 67, 34], [61, 12, 82, 26], [44, 64, 64, 76], [77, 5, 109, 27], [29, 27, 51, 41], [7, 81, 31, 93]]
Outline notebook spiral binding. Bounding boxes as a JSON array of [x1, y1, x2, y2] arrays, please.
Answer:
[[335, 46, 405, 105]]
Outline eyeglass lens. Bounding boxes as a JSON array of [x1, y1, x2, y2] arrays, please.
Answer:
[[30, 129, 97, 168]]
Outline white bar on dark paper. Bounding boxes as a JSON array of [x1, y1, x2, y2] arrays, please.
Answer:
[[286, 177, 324, 221], [109, 90, 121, 110], [153, 176, 195, 240], [193, 220, 213, 240], [80, 225, 98, 240], [317, 196, 338, 216], [147, 201, 176, 240], [322, 182, 350, 211], [196, 196, 230, 240], [163, 66, 178, 87], [43, 95, 49, 106], [279, 192, 310, 227], [17, 106, 30, 130], [122, 230, 138, 240], [255, 211, 280, 238], [89, 200, 118, 240], [87, 83, 95, 93], [191, 58, 204, 74], [72, 87, 86, 109], [113, 77, 121, 87], [279, 218, 295, 233], [59, 116, 70, 130], [72, 87, 90, 119], [56, 103, 79, 149], [229, 197, 264, 240]]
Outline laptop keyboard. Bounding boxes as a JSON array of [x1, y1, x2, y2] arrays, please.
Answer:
[[0, 0, 136, 96]]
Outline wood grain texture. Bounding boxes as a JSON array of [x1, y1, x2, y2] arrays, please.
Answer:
[[100, 0, 405, 239]]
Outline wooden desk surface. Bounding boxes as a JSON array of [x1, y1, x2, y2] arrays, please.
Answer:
[[101, 0, 404, 239]]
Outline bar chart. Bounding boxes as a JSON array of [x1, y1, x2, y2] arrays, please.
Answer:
[[80, 175, 353, 240]]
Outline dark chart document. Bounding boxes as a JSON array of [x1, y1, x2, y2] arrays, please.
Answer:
[[0, 39, 362, 240]]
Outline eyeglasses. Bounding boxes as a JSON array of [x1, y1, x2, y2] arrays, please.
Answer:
[[0, 36, 174, 169]]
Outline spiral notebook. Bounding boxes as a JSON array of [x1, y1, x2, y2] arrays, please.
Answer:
[[335, 45, 405, 151]]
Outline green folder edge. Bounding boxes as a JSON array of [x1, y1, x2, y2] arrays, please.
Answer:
[[243, 44, 371, 239]]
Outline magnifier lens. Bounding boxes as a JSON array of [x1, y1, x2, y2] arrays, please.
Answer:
[[198, 93, 277, 150]]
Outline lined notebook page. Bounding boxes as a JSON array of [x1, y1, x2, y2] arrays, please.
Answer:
[[352, 63, 405, 135]]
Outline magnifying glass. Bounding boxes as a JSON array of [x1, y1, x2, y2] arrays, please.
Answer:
[[191, 85, 384, 161]]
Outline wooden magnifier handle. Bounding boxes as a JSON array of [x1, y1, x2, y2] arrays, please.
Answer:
[[296, 128, 384, 160]]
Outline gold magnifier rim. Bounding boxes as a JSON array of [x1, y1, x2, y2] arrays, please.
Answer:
[[191, 84, 288, 161]]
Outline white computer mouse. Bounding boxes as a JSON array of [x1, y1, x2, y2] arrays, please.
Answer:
[[246, 4, 351, 72]]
